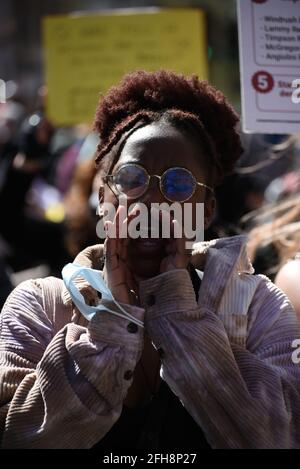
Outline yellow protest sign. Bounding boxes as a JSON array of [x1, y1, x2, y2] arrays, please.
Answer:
[[43, 8, 208, 126]]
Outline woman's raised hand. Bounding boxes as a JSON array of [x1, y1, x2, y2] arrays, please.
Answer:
[[151, 207, 192, 274], [102, 205, 139, 305]]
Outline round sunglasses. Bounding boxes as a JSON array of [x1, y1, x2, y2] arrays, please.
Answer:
[[103, 163, 214, 203]]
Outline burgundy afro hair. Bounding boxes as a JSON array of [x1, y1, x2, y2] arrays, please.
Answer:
[[94, 70, 243, 184]]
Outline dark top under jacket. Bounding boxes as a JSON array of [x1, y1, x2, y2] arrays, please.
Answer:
[[92, 265, 211, 450]]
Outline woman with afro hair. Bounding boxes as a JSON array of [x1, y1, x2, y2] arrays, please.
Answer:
[[1, 71, 300, 449]]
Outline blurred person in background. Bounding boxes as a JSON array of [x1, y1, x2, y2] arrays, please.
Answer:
[[0, 84, 25, 309], [55, 124, 92, 196], [0, 251, 13, 311], [244, 134, 300, 280], [206, 132, 299, 240], [211, 172, 266, 238], [246, 190, 300, 320], [63, 158, 99, 258], [0, 91, 25, 189], [0, 111, 70, 277], [276, 255, 300, 322], [60, 128, 100, 258]]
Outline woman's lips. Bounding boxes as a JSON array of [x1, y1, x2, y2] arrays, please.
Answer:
[[128, 224, 169, 254], [131, 237, 166, 253]]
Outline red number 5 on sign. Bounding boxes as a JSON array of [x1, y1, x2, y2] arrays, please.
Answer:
[[252, 71, 274, 93]]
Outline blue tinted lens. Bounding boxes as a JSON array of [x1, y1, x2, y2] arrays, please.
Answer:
[[161, 168, 195, 201], [115, 165, 148, 198]]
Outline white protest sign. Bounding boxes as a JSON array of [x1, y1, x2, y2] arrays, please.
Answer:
[[237, 0, 300, 134]]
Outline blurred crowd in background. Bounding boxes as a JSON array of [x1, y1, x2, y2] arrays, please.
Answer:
[[1, 81, 300, 311], [0, 84, 99, 307]]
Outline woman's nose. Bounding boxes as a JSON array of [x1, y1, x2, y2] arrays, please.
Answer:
[[137, 176, 166, 207]]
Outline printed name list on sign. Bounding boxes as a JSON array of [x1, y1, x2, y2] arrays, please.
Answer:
[[237, 0, 300, 134]]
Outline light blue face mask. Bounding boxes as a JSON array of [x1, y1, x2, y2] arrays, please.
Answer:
[[62, 263, 144, 328]]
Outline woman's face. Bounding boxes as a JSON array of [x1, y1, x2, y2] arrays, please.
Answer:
[[101, 121, 215, 278]]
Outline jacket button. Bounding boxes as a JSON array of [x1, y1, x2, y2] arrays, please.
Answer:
[[124, 370, 134, 380], [147, 294, 156, 306], [127, 322, 138, 334]]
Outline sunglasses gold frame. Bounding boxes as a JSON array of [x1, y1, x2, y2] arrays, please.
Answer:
[[103, 163, 214, 203]]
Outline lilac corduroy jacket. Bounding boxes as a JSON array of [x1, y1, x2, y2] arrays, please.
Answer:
[[1, 235, 300, 449]]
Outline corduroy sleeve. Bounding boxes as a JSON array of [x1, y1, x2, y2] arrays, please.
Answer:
[[0, 279, 144, 448], [140, 269, 300, 449]]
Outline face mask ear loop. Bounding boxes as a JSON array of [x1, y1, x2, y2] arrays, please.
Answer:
[[62, 263, 144, 328], [107, 302, 144, 328], [110, 297, 144, 328]]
